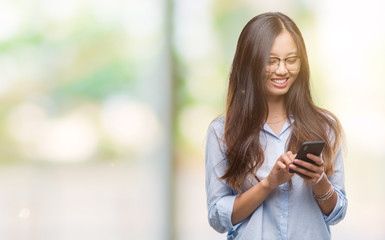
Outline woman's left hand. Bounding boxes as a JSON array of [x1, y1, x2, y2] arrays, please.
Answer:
[[289, 154, 325, 185]]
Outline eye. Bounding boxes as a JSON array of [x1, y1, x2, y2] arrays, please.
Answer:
[[286, 57, 298, 64], [268, 58, 279, 65]]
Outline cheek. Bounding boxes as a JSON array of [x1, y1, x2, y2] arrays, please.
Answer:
[[291, 73, 299, 83], [263, 74, 272, 90], [264, 72, 272, 82]]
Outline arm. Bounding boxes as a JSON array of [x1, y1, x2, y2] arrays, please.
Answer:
[[311, 173, 338, 215], [323, 148, 348, 224], [231, 152, 295, 225], [205, 122, 237, 233], [205, 121, 295, 231], [289, 154, 337, 215], [289, 148, 347, 224]]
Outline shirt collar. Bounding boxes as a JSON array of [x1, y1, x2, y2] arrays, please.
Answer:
[[263, 115, 294, 138]]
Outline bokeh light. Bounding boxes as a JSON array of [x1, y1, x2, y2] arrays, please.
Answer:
[[0, 0, 384, 239]]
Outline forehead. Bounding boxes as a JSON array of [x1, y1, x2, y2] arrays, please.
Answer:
[[269, 30, 298, 56]]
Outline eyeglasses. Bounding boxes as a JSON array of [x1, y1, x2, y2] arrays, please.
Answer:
[[265, 56, 301, 73]]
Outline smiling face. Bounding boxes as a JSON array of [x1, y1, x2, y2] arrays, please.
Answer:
[[264, 30, 300, 99]]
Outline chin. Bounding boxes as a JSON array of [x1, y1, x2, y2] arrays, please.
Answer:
[[266, 87, 291, 97]]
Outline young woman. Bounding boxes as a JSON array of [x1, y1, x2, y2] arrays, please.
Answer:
[[205, 12, 347, 239]]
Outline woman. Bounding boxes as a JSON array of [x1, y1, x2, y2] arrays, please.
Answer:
[[205, 12, 347, 239]]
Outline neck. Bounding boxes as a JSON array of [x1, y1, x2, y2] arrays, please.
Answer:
[[267, 96, 286, 120]]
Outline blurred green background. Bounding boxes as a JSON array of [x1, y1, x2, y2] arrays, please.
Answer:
[[0, 0, 384, 239]]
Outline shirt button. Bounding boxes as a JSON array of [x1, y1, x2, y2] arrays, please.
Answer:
[[281, 183, 289, 191]]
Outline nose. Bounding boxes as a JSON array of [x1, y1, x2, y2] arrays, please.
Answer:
[[275, 60, 288, 75]]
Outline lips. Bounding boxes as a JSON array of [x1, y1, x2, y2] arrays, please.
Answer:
[[271, 78, 288, 88]]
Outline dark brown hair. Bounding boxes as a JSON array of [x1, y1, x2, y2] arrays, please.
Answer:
[[222, 12, 343, 193]]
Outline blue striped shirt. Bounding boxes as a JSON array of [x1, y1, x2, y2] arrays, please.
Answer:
[[205, 116, 347, 239]]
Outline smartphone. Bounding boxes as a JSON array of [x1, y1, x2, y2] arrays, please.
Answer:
[[289, 141, 325, 174]]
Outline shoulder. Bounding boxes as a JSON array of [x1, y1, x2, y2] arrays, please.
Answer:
[[320, 109, 342, 132], [208, 115, 225, 135], [314, 107, 339, 122], [323, 110, 339, 123], [318, 108, 343, 145], [206, 116, 227, 157], [206, 116, 226, 149]]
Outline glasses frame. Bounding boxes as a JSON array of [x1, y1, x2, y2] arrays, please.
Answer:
[[265, 56, 301, 73]]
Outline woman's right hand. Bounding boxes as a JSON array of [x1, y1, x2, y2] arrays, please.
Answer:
[[231, 151, 295, 225], [264, 151, 295, 190]]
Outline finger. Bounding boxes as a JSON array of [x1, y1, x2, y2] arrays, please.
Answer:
[[287, 151, 295, 161], [296, 168, 324, 185], [277, 161, 286, 169], [289, 163, 318, 178], [294, 171, 312, 181], [306, 153, 323, 166], [293, 159, 319, 173], [281, 153, 293, 166]]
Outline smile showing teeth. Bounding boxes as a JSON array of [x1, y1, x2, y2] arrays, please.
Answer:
[[272, 78, 287, 84], [270, 78, 289, 88]]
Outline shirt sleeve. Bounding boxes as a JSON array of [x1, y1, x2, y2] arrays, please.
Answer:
[[205, 120, 238, 233], [323, 147, 348, 225]]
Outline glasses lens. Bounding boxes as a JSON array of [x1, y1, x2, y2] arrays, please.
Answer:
[[266, 58, 279, 72], [285, 57, 300, 71], [266, 57, 300, 72]]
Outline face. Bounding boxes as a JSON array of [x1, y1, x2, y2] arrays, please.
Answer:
[[264, 30, 300, 99]]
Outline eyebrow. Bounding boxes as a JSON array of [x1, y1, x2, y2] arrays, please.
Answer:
[[269, 51, 298, 57]]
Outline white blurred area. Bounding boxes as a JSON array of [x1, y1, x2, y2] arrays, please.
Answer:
[[313, 1, 385, 239], [0, 0, 384, 240], [6, 103, 98, 162], [0, 0, 169, 239], [5, 97, 162, 162]]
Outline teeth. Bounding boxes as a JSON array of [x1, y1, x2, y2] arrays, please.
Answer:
[[272, 79, 287, 84]]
